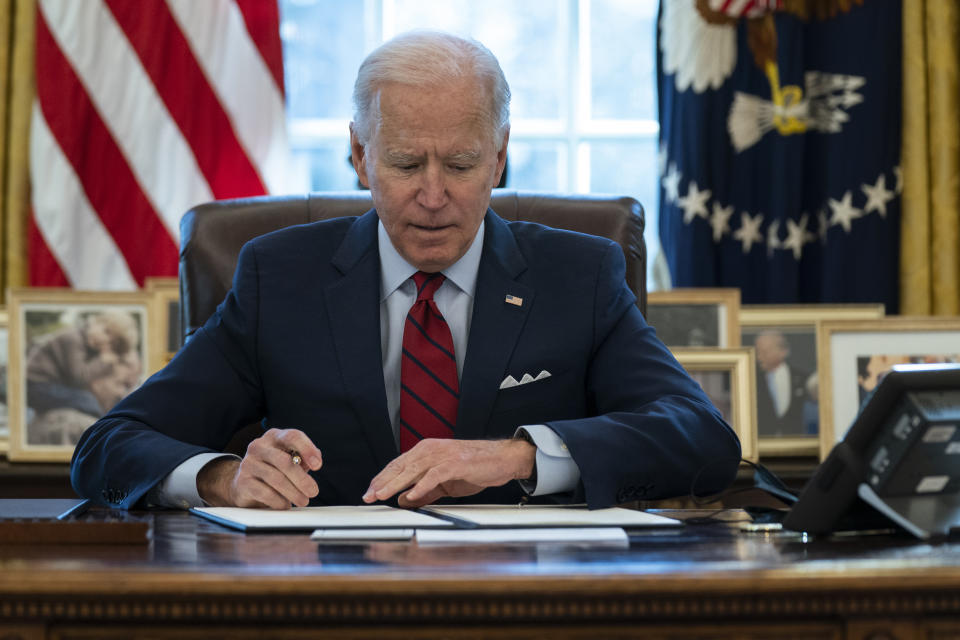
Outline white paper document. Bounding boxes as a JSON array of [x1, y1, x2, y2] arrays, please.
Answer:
[[420, 504, 682, 528], [311, 528, 416, 542], [415, 527, 629, 546], [191, 505, 455, 532]]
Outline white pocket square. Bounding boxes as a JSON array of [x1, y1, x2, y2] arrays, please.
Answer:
[[499, 370, 551, 390]]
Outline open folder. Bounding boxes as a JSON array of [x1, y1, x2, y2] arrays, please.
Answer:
[[190, 504, 681, 533], [191, 505, 454, 532], [420, 504, 681, 528]]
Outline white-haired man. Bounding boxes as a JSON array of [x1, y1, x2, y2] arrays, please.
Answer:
[[71, 31, 740, 511]]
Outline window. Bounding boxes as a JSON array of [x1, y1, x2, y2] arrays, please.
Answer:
[[279, 0, 661, 286]]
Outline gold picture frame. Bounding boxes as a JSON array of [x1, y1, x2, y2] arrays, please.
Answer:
[[740, 304, 885, 457], [673, 347, 758, 463], [7, 288, 152, 463], [646, 288, 740, 348], [817, 316, 960, 460], [145, 276, 180, 371], [0, 309, 9, 456]]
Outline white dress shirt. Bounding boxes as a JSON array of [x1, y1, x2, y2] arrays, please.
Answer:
[[766, 362, 792, 418], [149, 220, 579, 508]]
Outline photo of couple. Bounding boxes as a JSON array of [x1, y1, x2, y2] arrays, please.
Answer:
[[25, 309, 144, 446]]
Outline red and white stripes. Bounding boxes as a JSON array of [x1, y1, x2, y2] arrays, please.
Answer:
[[30, 0, 287, 289], [706, 0, 782, 19]]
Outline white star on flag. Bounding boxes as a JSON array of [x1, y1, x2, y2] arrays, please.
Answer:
[[817, 209, 829, 244], [766, 219, 782, 257], [662, 163, 681, 204], [861, 174, 895, 217], [733, 212, 764, 253], [678, 181, 711, 224], [710, 202, 734, 242], [783, 213, 817, 260], [828, 190, 862, 233], [893, 165, 903, 194]]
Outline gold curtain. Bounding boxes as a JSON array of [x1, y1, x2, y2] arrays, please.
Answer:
[[901, 0, 960, 315], [0, 0, 34, 301]]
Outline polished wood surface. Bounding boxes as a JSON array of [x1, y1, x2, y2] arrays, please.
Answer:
[[2, 508, 960, 638]]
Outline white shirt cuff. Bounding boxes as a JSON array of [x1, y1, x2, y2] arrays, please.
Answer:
[[147, 452, 239, 509], [514, 424, 580, 496]]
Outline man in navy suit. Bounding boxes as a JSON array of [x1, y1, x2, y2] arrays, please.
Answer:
[[754, 330, 813, 437], [71, 30, 741, 511]]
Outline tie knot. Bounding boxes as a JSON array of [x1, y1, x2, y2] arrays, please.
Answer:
[[412, 271, 445, 302]]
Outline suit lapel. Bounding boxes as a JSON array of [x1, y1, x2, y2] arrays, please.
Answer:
[[457, 212, 533, 439], [324, 210, 397, 466]]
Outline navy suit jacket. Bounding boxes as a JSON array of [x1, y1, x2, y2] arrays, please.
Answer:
[[71, 209, 741, 509]]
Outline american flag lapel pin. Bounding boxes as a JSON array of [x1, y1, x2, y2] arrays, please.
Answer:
[[505, 294, 523, 307]]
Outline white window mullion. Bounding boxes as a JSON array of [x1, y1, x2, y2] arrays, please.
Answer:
[[582, 120, 660, 137], [577, 0, 592, 128], [573, 0, 591, 193], [289, 118, 352, 143], [379, 0, 395, 41], [560, 0, 578, 193], [576, 142, 591, 194], [510, 118, 566, 137], [557, 143, 569, 192]]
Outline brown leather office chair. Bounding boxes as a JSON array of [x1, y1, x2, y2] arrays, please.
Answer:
[[179, 189, 646, 343]]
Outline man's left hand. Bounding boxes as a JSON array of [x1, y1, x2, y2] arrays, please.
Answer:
[[362, 439, 536, 508]]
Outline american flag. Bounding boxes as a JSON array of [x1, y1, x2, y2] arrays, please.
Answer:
[[30, 0, 288, 289], [657, 0, 900, 311]]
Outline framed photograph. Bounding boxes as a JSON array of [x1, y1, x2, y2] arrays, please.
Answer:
[[740, 304, 885, 457], [0, 309, 8, 456], [818, 317, 960, 460], [7, 289, 152, 462], [146, 277, 180, 370], [673, 347, 758, 463], [646, 288, 740, 348]]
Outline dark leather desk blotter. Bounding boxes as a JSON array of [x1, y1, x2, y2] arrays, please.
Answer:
[[0, 499, 151, 544]]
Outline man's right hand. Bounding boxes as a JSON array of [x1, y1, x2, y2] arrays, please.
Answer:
[[197, 428, 322, 509]]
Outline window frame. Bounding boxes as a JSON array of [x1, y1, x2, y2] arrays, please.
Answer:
[[281, 0, 662, 282]]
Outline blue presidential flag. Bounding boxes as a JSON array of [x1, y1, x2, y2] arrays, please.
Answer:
[[657, 0, 901, 311]]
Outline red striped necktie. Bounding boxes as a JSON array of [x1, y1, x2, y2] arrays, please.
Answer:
[[399, 271, 458, 452]]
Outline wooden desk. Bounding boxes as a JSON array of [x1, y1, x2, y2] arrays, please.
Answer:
[[0, 460, 74, 499], [1, 509, 959, 639]]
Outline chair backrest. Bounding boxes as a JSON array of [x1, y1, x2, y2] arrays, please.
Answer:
[[179, 189, 646, 343]]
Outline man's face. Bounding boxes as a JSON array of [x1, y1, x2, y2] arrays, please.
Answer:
[[754, 333, 787, 372], [350, 79, 508, 272]]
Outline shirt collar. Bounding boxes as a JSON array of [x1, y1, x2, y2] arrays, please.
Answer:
[[378, 218, 485, 301]]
